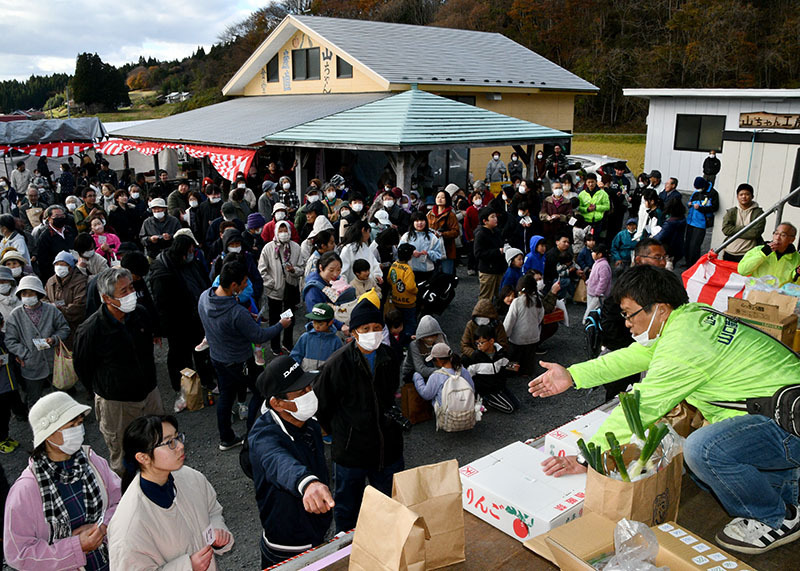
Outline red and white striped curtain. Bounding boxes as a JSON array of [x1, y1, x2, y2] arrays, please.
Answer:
[[6, 142, 94, 157], [682, 251, 746, 311]]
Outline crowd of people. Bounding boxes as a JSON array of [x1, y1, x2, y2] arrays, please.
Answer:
[[0, 148, 798, 568]]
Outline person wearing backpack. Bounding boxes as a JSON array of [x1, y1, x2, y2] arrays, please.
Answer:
[[412, 343, 477, 432]]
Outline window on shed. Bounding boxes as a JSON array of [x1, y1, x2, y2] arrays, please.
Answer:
[[292, 47, 320, 81], [674, 114, 725, 152], [266, 54, 278, 83], [336, 56, 353, 79]]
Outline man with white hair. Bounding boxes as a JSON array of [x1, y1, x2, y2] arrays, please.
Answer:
[[738, 221, 800, 286]]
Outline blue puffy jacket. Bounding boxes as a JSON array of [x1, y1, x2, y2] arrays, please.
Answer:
[[290, 323, 344, 371], [522, 235, 546, 274]]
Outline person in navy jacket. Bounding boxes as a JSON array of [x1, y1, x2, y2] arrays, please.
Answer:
[[249, 356, 333, 568]]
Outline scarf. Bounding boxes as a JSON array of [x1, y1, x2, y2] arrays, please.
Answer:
[[31, 449, 105, 555]]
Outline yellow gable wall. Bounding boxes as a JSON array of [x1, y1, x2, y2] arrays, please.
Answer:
[[468, 92, 575, 183], [242, 30, 386, 95]]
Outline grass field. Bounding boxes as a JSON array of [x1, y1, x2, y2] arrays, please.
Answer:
[[571, 133, 647, 175]]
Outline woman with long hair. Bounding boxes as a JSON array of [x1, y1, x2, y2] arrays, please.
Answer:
[[426, 191, 460, 275], [108, 415, 233, 570], [3, 393, 121, 570], [399, 211, 444, 284], [339, 221, 382, 283]]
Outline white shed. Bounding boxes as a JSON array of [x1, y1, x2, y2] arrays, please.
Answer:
[[624, 88, 800, 247]]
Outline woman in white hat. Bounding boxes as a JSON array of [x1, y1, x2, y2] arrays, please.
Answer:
[[4, 275, 70, 408], [3, 392, 121, 570], [1, 248, 32, 285]]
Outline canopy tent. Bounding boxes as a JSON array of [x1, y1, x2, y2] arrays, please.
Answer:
[[0, 118, 107, 158]]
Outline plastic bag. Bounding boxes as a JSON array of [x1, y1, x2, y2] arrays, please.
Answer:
[[743, 274, 780, 298], [603, 519, 667, 571]]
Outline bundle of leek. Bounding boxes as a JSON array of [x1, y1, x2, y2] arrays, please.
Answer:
[[577, 438, 604, 475], [618, 390, 671, 479], [606, 432, 630, 482]]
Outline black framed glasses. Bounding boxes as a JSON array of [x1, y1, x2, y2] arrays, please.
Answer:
[[620, 304, 651, 322], [153, 432, 185, 451], [639, 254, 668, 262]]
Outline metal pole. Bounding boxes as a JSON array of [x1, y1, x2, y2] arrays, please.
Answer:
[[2, 155, 8, 179], [714, 185, 800, 253]]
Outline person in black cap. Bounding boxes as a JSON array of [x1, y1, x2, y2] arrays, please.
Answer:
[[249, 355, 333, 567], [607, 162, 633, 236], [314, 297, 403, 533]]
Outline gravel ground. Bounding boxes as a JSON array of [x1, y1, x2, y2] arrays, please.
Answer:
[[1, 266, 607, 570]]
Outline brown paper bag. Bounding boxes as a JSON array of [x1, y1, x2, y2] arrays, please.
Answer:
[[401, 382, 433, 425], [350, 486, 430, 571], [392, 460, 465, 569], [585, 447, 683, 527], [664, 401, 706, 438], [572, 278, 587, 303], [180, 368, 204, 411], [25, 207, 43, 229]]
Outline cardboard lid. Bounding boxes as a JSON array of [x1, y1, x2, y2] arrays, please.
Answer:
[[730, 290, 797, 320], [525, 512, 615, 565]]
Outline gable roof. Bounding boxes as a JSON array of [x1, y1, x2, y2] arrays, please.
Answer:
[[109, 93, 389, 147], [264, 88, 571, 151], [224, 15, 598, 96]]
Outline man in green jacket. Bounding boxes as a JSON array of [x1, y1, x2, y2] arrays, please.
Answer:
[[737, 222, 800, 285], [530, 265, 800, 555], [577, 173, 610, 227]]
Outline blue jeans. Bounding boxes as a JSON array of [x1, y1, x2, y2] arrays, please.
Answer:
[[684, 415, 800, 529], [332, 457, 404, 533], [210, 359, 260, 443], [440, 259, 455, 275]]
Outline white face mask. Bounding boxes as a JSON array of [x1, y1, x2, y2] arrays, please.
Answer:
[[355, 330, 383, 352], [384, 199, 395, 208], [351, 203, 363, 213], [189, 200, 198, 208], [493, 155, 500, 161], [10, 267, 22, 278], [632, 305, 663, 347], [153, 211, 165, 220], [238, 182, 246, 189], [274, 211, 286, 221], [277, 232, 290, 243], [518, 185, 527, 194], [517, 210, 525, 218], [307, 194, 320, 203], [473, 199, 482, 206], [228, 245, 242, 253], [536, 279, 545, 292], [638, 181, 646, 188], [501, 194, 508, 201], [288, 390, 318, 422], [66, 202, 78, 211], [340, 209, 351, 218], [115, 291, 137, 313], [537, 153, 543, 159], [21, 295, 38, 306], [54, 265, 70, 278], [326, 191, 337, 200], [552, 188, 564, 197], [130, 192, 140, 199], [474, 316, 490, 326], [511, 156, 517, 161], [52, 424, 85, 456], [81, 251, 95, 259], [282, 183, 291, 191], [0, 283, 11, 295], [210, 196, 221, 204]]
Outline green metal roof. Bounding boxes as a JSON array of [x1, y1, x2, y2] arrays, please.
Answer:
[[263, 88, 571, 151]]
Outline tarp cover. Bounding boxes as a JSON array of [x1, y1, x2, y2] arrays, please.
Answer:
[[0, 118, 107, 145]]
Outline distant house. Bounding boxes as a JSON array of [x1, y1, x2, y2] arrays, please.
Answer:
[[165, 92, 192, 103], [624, 88, 800, 244]]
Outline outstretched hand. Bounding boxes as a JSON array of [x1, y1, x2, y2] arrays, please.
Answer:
[[528, 361, 573, 398]]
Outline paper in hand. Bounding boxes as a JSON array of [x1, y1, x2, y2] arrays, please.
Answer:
[[203, 524, 215, 546], [280, 309, 293, 320], [32, 338, 50, 351]]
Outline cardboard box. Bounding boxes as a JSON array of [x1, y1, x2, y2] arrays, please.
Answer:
[[524, 512, 755, 571], [544, 409, 610, 458], [727, 291, 798, 346], [459, 441, 585, 543]]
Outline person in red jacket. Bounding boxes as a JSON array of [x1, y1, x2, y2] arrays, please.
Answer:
[[426, 191, 460, 275], [260, 203, 300, 244], [464, 190, 483, 276]]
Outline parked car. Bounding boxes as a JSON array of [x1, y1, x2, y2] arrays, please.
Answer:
[[565, 154, 637, 189]]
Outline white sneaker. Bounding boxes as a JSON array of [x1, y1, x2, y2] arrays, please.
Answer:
[[194, 339, 209, 352], [716, 506, 800, 554]]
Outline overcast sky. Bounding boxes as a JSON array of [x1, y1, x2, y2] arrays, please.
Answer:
[[0, 0, 265, 81]]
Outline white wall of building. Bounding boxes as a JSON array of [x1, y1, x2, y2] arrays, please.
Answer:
[[642, 96, 800, 190]]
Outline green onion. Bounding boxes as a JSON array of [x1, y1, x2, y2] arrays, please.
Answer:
[[629, 423, 670, 478], [619, 390, 646, 441], [606, 432, 630, 482], [577, 438, 604, 475]]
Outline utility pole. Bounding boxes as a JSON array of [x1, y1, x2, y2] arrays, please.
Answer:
[[66, 86, 70, 119]]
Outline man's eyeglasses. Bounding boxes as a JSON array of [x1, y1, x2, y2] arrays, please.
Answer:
[[639, 255, 668, 262], [620, 304, 652, 322], [153, 432, 185, 451], [772, 231, 796, 239]]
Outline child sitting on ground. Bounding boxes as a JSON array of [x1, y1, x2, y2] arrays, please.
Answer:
[[388, 243, 418, 342], [465, 325, 519, 414], [500, 248, 524, 291], [495, 285, 516, 320], [584, 243, 612, 323], [413, 342, 478, 431], [350, 258, 378, 298], [290, 303, 343, 371]]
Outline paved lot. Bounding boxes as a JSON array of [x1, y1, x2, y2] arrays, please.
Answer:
[[1, 266, 605, 569]]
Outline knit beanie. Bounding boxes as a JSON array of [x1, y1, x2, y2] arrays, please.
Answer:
[[349, 298, 384, 331]]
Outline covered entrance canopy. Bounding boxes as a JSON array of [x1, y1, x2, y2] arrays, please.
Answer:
[[0, 117, 106, 157], [263, 88, 571, 192]]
